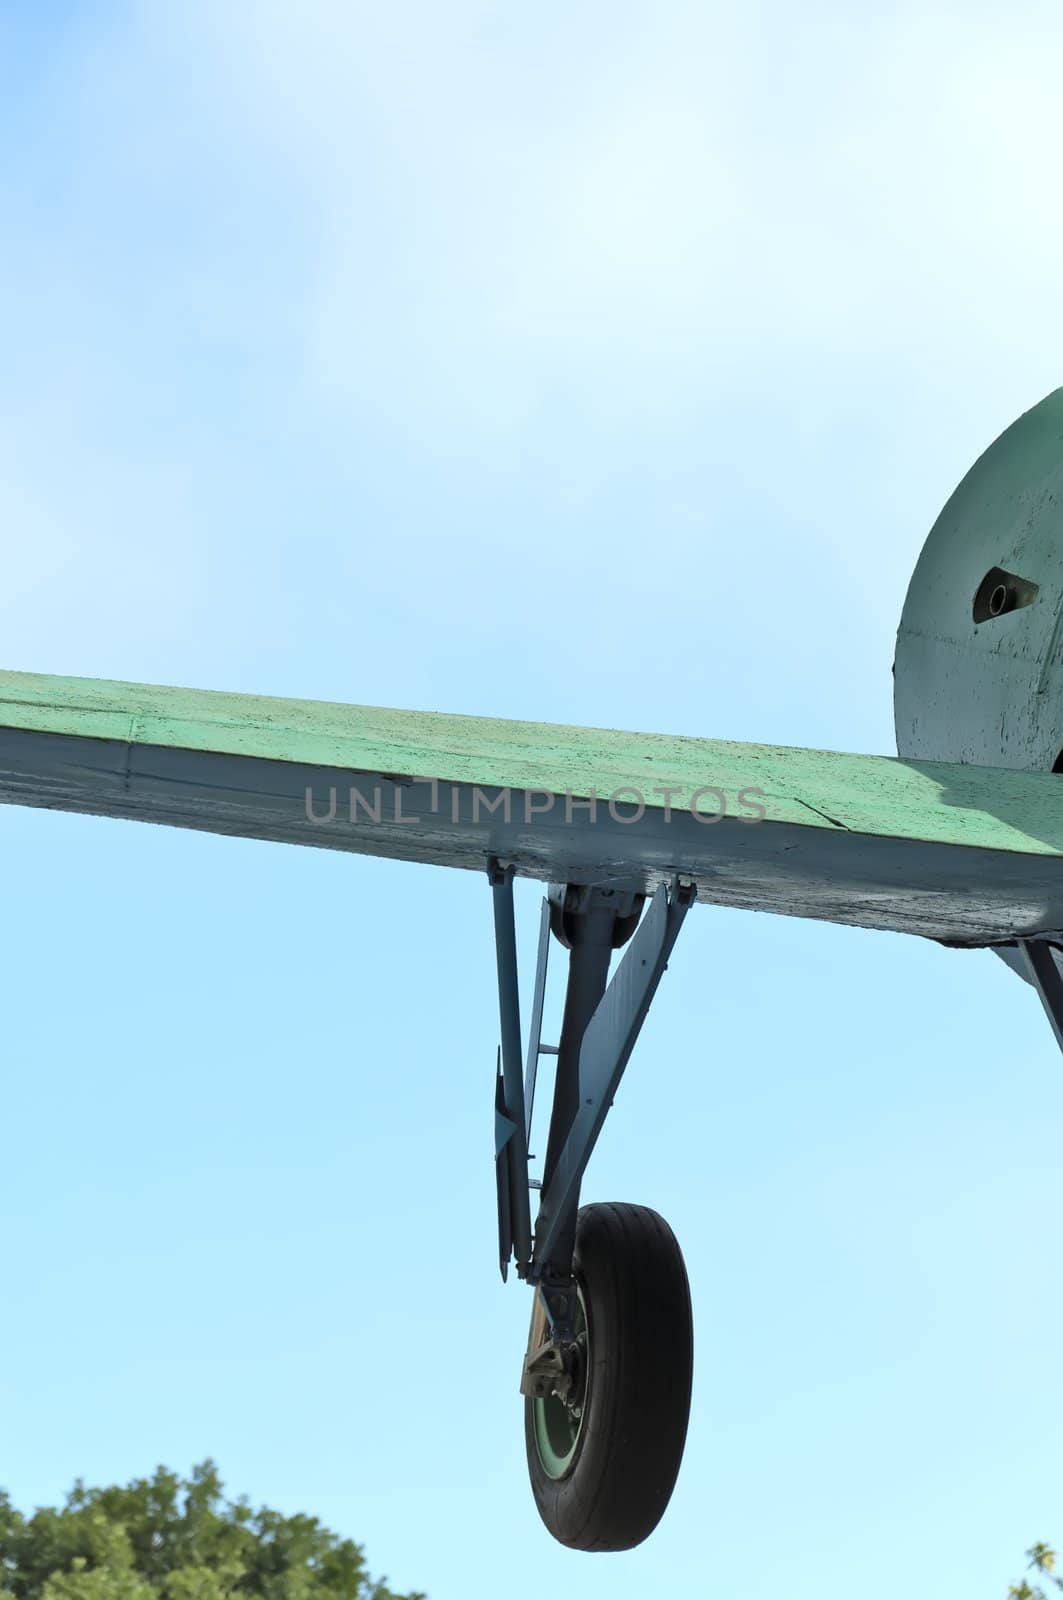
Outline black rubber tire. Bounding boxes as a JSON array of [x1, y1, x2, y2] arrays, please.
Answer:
[[524, 1201, 693, 1551]]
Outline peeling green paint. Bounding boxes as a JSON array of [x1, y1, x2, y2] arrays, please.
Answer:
[[0, 667, 1062, 859]]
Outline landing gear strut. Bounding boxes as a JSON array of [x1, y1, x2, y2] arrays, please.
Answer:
[[488, 861, 695, 1550]]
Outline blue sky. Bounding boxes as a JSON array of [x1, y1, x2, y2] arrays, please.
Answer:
[[2, 4, 1063, 1597]]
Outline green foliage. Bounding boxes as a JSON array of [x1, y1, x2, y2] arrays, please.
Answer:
[[1008, 1543, 1063, 1599], [0, 1464, 423, 1600]]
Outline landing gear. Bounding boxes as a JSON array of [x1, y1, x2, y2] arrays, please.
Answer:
[[524, 1201, 693, 1551], [487, 861, 696, 1550]]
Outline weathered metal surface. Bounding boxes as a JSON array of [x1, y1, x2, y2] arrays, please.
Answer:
[[894, 386, 1063, 985], [895, 386, 1063, 771], [4, 668, 1063, 942]]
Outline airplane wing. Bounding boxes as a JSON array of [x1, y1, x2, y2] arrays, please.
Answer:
[[0, 666, 1060, 946]]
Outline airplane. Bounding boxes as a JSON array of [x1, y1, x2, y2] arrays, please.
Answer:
[[3, 388, 1063, 1552]]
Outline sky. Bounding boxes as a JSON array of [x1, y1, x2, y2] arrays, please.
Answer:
[[2, 3, 1063, 1597]]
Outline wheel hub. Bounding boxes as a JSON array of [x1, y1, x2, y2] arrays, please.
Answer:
[[530, 1310, 589, 1481]]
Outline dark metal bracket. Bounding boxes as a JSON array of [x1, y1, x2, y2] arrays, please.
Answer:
[[490, 860, 533, 1280], [1018, 937, 1063, 1054]]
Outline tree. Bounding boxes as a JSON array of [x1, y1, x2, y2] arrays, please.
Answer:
[[0, 1463, 424, 1600], [1008, 1542, 1063, 1599]]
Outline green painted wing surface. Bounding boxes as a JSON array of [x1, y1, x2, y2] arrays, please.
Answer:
[[1, 667, 1062, 943], [0, 666, 1060, 856]]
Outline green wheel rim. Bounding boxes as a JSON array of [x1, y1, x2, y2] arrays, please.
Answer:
[[532, 1293, 588, 1481]]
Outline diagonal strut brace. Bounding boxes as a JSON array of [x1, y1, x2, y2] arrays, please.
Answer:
[[1018, 937, 1063, 1054], [529, 877, 694, 1280], [488, 860, 695, 1309]]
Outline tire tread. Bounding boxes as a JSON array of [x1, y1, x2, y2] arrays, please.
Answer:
[[524, 1200, 693, 1551]]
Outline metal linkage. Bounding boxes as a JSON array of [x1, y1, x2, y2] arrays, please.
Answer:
[[523, 896, 555, 1141], [488, 861, 695, 1322], [530, 878, 695, 1288], [1018, 937, 1063, 1055], [490, 860, 532, 1279]]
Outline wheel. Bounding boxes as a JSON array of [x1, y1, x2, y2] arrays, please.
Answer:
[[524, 1201, 693, 1551], [547, 886, 645, 950]]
